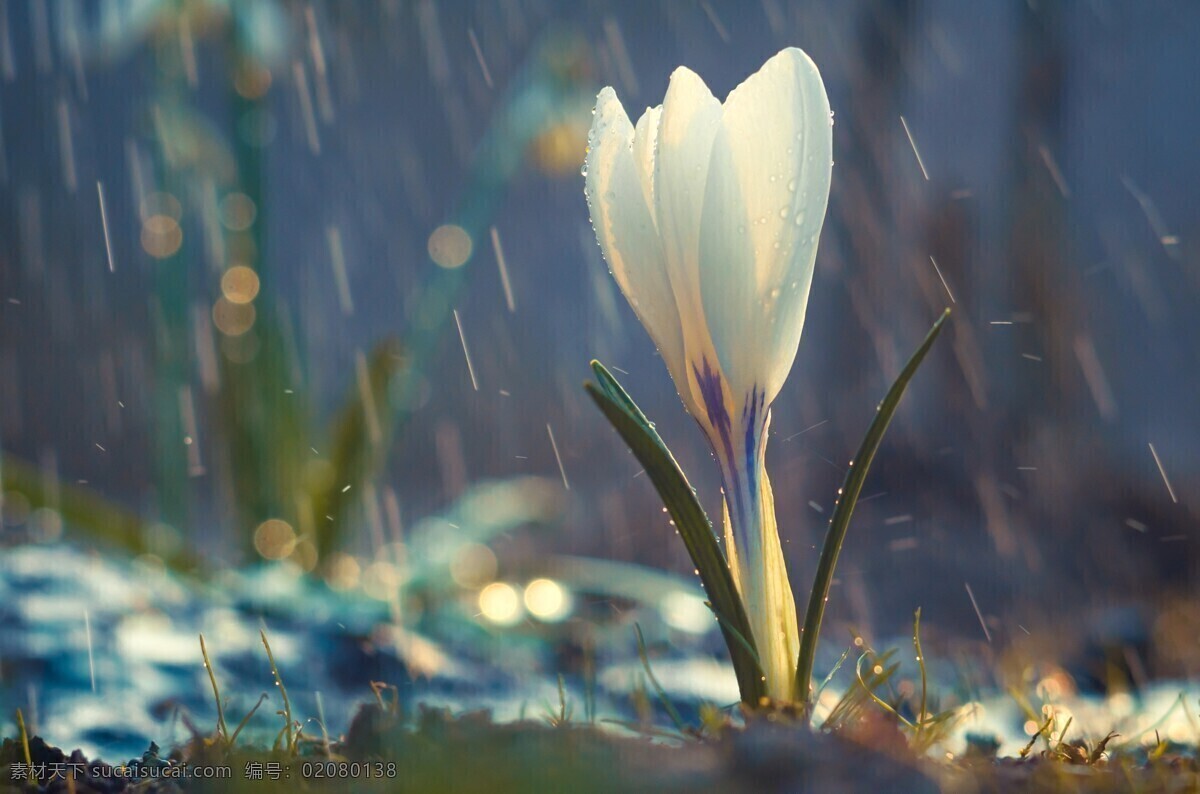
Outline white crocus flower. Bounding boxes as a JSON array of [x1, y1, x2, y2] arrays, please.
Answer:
[[584, 48, 833, 701]]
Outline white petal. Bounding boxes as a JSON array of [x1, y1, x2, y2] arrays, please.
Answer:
[[584, 88, 685, 377], [755, 468, 799, 701], [653, 67, 725, 405], [631, 106, 661, 226], [697, 48, 833, 403]]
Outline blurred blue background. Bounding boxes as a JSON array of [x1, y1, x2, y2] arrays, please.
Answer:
[[1, 0, 1198, 680]]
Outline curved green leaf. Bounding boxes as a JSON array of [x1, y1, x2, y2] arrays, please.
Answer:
[[585, 362, 766, 705], [796, 308, 951, 709]]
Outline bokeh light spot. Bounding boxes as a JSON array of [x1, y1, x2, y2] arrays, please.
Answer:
[[234, 64, 272, 99], [531, 119, 588, 175], [523, 578, 570, 621], [428, 224, 472, 269], [221, 265, 261, 304], [326, 553, 361, 591], [363, 561, 404, 601], [220, 192, 257, 231], [253, 518, 296, 560], [478, 582, 522, 626], [450, 543, 497, 588], [291, 539, 318, 573], [142, 215, 183, 259], [212, 297, 256, 336]]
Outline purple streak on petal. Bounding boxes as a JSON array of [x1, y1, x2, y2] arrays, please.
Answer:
[[692, 357, 771, 571], [743, 384, 764, 502], [693, 356, 743, 524]]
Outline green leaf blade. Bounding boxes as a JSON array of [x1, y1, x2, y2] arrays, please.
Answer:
[[589, 360, 657, 432], [796, 308, 951, 708], [585, 368, 766, 705]]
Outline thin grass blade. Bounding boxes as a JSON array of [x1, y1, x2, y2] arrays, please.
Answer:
[[16, 709, 35, 786], [813, 645, 852, 704], [199, 634, 229, 744], [229, 693, 269, 747], [635, 624, 688, 732]]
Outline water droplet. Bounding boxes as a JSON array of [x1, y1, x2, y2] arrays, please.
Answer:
[[787, 179, 796, 192]]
